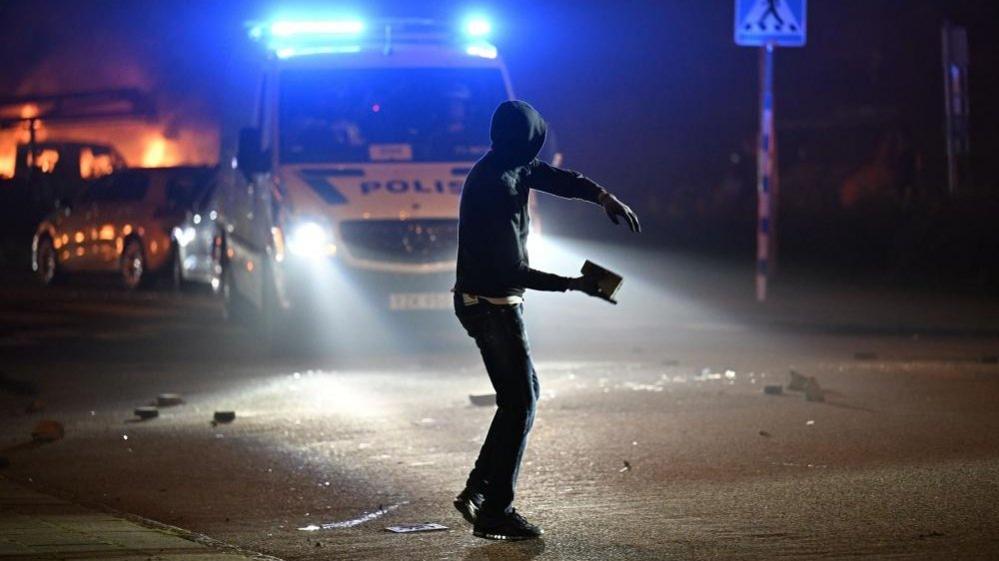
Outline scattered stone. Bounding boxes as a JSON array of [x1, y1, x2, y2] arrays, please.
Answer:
[[156, 393, 184, 407], [854, 351, 878, 361], [661, 359, 680, 366], [25, 399, 45, 414], [134, 406, 159, 420], [468, 394, 496, 407], [384, 523, 449, 533], [917, 531, 945, 539], [31, 420, 64, 442], [787, 370, 808, 392], [619, 460, 631, 473], [213, 411, 236, 423], [759, 430, 772, 438], [806, 419, 815, 426], [764, 385, 783, 395], [804, 378, 826, 402]]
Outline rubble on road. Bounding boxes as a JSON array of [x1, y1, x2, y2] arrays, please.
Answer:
[[787, 370, 809, 391], [213, 411, 236, 424], [157, 393, 184, 407], [384, 523, 448, 533], [764, 385, 783, 395], [134, 406, 159, 420], [31, 420, 64, 442]]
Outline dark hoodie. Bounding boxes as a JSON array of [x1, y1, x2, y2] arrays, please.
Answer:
[[454, 100, 608, 298]]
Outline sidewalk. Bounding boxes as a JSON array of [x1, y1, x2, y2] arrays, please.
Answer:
[[0, 477, 279, 561]]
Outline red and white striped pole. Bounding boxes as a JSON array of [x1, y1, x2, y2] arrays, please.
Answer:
[[756, 42, 776, 302]]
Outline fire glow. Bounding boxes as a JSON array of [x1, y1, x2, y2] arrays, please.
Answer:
[[0, 104, 218, 178]]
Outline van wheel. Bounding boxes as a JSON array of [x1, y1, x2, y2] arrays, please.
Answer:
[[34, 236, 60, 286], [121, 239, 146, 290]]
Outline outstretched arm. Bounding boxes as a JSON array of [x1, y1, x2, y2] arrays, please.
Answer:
[[529, 161, 641, 232]]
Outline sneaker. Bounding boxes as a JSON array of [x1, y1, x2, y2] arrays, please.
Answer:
[[473, 509, 543, 540], [453, 488, 484, 525]]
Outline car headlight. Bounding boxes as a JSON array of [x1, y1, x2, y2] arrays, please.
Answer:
[[286, 221, 337, 258]]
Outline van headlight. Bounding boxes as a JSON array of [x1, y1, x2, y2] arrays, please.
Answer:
[[286, 221, 337, 258]]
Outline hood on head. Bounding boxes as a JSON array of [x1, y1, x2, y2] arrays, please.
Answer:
[[490, 100, 547, 165]]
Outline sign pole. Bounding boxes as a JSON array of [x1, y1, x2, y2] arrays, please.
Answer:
[[756, 42, 776, 302]]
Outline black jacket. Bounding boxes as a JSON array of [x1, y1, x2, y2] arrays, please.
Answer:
[[454, 100, 607, 298]]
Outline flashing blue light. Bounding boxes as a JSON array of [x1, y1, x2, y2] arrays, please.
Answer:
[[275, 45, 363, 59], [464, 17, 491, 37], [269, 20, 364, 37], [465, 42, 497, 59]]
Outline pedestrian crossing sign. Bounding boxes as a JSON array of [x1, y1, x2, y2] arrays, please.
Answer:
[[734, 0, 807, 47]]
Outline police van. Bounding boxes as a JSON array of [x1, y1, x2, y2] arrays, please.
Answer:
[[215, 17, 532, 334]]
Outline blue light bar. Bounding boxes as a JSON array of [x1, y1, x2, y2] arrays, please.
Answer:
[[269, 20, 364, 37], [275, 45, 363, 59]]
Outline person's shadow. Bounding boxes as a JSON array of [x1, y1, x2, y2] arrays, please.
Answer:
[[462, 539, 546, 561]]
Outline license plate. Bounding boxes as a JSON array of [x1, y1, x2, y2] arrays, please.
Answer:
[[388, 292, 451, 311]]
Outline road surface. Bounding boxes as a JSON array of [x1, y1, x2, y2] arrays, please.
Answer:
[[2, 244, 999, 560]]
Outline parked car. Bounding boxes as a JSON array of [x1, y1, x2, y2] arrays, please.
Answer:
[[171, 172, 224, 289], [32, 166, 214, 289]]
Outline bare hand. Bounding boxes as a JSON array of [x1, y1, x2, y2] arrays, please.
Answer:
[[600, 193, 641, 233]]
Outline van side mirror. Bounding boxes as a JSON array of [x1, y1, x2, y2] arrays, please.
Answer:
[[237, 128, 269, 177]]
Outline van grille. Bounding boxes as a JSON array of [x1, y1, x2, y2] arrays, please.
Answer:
[[339, 219, 459, 264]]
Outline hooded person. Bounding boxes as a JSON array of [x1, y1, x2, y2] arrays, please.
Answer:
[[452, 100, 640, 540]]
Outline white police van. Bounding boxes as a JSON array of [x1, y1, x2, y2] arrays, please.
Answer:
[[215, 17, 523, 334]]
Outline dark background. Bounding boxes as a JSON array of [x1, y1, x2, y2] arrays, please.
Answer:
[[2, 0, 998, 285]]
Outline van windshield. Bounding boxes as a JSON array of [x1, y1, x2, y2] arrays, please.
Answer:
[[279, 67, 507, 164]]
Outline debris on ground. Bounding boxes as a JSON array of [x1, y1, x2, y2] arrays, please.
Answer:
[[804, 378, 826, 402], [982, 356, 998, 364], [384, 523, 449, 533], [213, 411, 236, 424], [25, 399, 45, 414], [764, 385, 783, 395], [661, 359, 680, 366], [31, 420, 64, 442], [759, 430, 772, 438], [298, 502, 408, 531], [854, 351, 878, 360], [156, 393, 184, 407], [806, 419, 815, 426], [619, 460, 631, 473], [787, 370, 809, 392], [469, 393, 496, 407], [134, 406, 159, 420]]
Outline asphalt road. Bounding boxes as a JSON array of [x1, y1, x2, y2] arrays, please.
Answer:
[[2, 245, 999, 560]]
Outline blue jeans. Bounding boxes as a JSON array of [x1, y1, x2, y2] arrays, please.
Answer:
[[454, 293, 540, 515]]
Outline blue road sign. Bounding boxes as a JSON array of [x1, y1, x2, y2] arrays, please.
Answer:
[[734, 0, 807, 47]]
